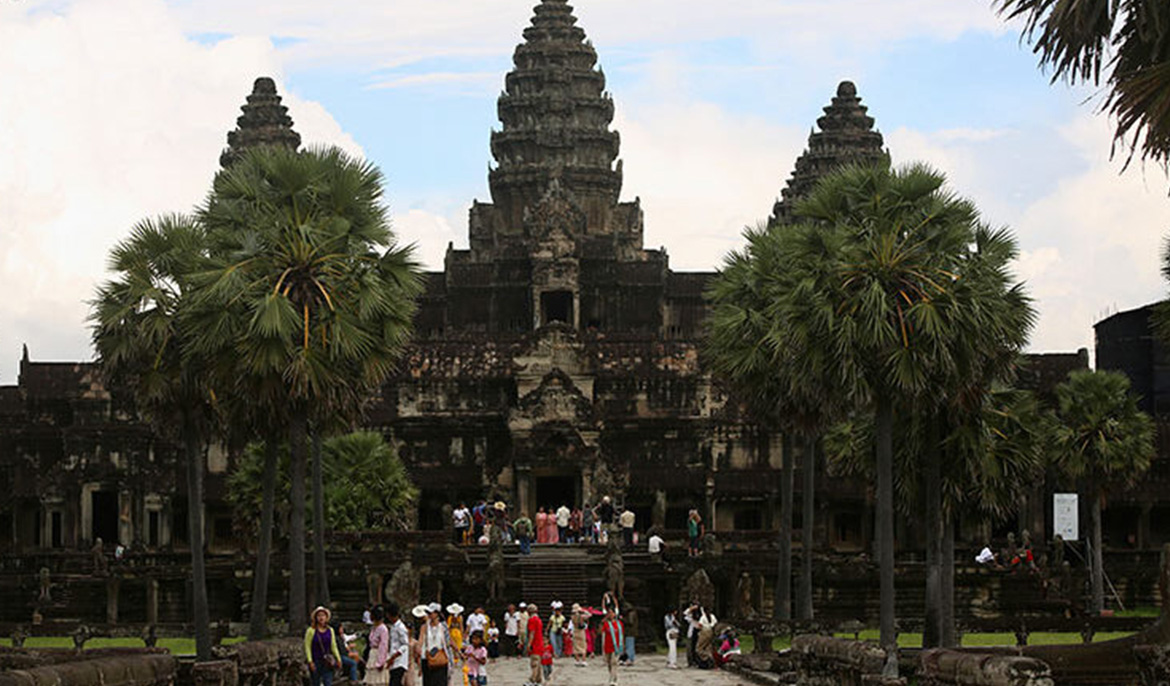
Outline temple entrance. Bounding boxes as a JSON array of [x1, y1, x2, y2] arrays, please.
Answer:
[[91, 490, 118, 545], [535, 475, 578, 511]]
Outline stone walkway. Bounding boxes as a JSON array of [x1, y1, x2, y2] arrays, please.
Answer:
[[472, 655, 749, 686]]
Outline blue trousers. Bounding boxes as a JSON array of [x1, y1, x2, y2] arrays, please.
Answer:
[[551, 632, 563, 657], [310, 662, 334, 686], [519, 535, 531, 555], [623, 636, 635, 664]]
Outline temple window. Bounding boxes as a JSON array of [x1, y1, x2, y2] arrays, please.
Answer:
[[540, 290, 574, 326]]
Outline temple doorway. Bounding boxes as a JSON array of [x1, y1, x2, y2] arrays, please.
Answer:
[[91, 491, 118, 545], [535, 475, 578, 511]]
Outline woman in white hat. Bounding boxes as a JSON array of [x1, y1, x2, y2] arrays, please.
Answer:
[[304, 606, 343, 686], [419, 603, 451, 686]]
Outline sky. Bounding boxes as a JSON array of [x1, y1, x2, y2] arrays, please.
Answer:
[[2, 0, 1169, 383]]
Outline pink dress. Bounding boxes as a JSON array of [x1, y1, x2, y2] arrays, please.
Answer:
[[545, 517, 558, 544], [536, 512, 548, 544]]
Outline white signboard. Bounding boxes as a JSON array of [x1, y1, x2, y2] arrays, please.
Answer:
[[1053, 493, 1079, 541]]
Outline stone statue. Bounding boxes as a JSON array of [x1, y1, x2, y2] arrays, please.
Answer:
[[441, 503, 455, 539], [386, 560, 420, 612], [37, 567, 51, 603], [604, 536, 625, 599], [365, 565, 382, 606], [592, 462, 616, 505], [91, 538, 108, 577], [1020, 529, 1032, 550], [486, 525, 506, 601], [736, 572, 755, 620], [1004, 532, 1018, 563], [685, 568, 716, 611]]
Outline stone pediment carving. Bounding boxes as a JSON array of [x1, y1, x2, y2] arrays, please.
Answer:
[[524, 179, 586, 259], [509, 368, 596, 432]]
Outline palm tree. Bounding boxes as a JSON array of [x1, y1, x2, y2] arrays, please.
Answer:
[[706, 226, 839, 622], [767, 162, 1031, 671], [998, 0, 1170, 168], [90, 215, 214, 660], [1053, 370, 1155, 614], [188, 144, 421, 635]]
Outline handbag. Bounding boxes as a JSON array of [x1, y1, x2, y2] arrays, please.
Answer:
[[426, 647, 448, 669]]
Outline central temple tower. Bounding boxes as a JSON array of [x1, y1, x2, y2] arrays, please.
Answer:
[[424, 0, 666, 338]]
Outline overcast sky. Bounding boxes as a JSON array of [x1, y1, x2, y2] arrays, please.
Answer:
[[3, 0, 1169, 383]]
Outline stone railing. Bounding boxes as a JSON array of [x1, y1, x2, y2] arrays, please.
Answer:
[[190, 638, 306, 686], [792, 635, 893, 686], [0, 622, 229, 650], [919, 649, 1053, 686], [0, 653, 177, 686]]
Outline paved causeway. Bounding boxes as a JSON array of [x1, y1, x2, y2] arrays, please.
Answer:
[[474, 655, 750, 686]]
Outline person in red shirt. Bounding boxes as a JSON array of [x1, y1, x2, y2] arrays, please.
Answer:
[[526, 603, 544, 685], [601, 608, 624, 686]]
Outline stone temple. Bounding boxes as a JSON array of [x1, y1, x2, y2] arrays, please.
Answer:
[[1, 0, 1168, 626]]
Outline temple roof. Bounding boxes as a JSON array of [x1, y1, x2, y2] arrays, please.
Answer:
[[770, 80, 887, 224], [489, 0, 622, 219], [219, 77, 302, 168]]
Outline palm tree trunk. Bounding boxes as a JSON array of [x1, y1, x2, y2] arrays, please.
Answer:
[[248, 438, 279, 641], [775, 433, 794, 621], [288, 407, 309, 635], [1090, 488, 1105, 614], [183, 427, 211, 661], [875, 398, 898, 675], [799, 434, 816, 621], [312, 432, 329, 607], [941, 514, 957, 647], [923, 416, 943, 648]]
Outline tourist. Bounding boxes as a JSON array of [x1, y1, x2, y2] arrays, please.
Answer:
[[547, 601, 566, 657], [503, 604, 520, 657], [453, 503, 471, 545], [687, 510, 704, 558], [517, 603, 530, 658], [570, 603, 588, 666], [467, 606, 488, 638], [694, 614, 715, 670], [411, 605, 429, 686], [446, 604, 465, 654], [472, 500, 487, 542], [535, 507, 548, 545], [514, 512, 534, 555], [464, 630, 488, 686], [420, 603, 451, 686], [648, 530, 667, 566], [540, 641, 554, 681], [715, 629, 741, 667], [619, 507, 635, 547], [619, 606, 637, 665], [556, 503, 571, 544], [684, 604, 702, 667], [334, 620, 362, 683], [304, 606, 343, 686], [601, 590, 619, 617], [526, 603, 545, 685], [581, 503, 595, 544], [600, 607, 623, 686], [976, 543, 998, 567], [597, 496, 615, 530], [366, 606, 391, 685], [663, 609, 680, 669], [363, 604, 374, 626], [387, 603, 410, 686], [569, 506, 582, 544], [486, 621, 500, 662]]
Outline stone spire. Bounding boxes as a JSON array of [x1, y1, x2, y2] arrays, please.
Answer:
[[770, 81, 887, 224], [489, 0, 622, 229], [220, 77, 302, 168]]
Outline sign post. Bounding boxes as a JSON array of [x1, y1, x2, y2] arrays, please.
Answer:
[[1053, 493, 1079, 540]]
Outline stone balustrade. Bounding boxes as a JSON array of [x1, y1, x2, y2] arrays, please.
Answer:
[[919, 649, 1054, 686], [792, 634, 891, 686], [0, 653, 177, 686]]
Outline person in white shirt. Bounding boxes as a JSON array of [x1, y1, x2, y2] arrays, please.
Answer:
[[467, 606, 488, 636], [453, 503, 471, 545], [555, 505, 571, 544], [976, 544, 999, 567], [386, 603, 410, 686], [647, 533, 664, 555], [362, 604, 373, 626], [503, 604, 520, 658], [664, 609, 680, 669], [619, 508, 636, 547]]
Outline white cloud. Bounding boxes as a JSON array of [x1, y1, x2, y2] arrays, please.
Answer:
[[0, 0, 360, 383]]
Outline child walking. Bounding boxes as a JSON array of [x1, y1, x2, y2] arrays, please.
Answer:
[[464, 631, 488, 686]]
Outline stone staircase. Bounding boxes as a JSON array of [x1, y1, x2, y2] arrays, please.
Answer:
[[517, 547, 592, 610]]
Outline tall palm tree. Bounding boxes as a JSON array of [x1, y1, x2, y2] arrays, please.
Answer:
[[188, 145, 421, 634], [1054, 370, 1155, 614], [706, 226, 839, 622], [771, 162, 1031, 672], [90, 215, 214, 660], [998, 0, 1170, 168]]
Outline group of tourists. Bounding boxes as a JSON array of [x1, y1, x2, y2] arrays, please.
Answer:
[[451, 496, 645, 553], [305, 590, 738, 686]]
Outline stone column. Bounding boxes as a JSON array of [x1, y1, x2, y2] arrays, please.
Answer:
[[80, 483, 100, 545], [652, 490, 667, 529], [106, 576, 120, 624], [146, 578, 159, 625], [516, 465, 533, 518]]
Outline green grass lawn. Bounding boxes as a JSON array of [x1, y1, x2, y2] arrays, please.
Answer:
[[0, 636, 246, 655]]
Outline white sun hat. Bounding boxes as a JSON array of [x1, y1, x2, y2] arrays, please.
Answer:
[[446, 603, 465, 616], [411, 605, 429, 619]]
